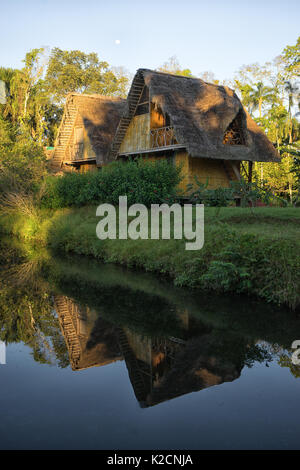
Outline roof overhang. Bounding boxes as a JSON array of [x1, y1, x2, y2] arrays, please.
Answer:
[[118, 144, 185, 157], [63, 158, 96, 166]]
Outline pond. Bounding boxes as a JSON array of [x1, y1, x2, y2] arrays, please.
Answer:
[[0, 240, 300, 450]]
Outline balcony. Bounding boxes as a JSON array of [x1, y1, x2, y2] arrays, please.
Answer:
[[150, 126, 178, 149], [117, 125, 185, 157]]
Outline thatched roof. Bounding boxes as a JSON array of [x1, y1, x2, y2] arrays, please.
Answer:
[[114, 69, 280, 163], [52, 93, 126, 169], [71, 94, 126, 165]]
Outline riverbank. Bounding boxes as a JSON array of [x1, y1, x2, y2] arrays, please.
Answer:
[[1, 206, 300, 309]]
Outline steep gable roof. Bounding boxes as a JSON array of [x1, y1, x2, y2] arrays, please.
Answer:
[[52, 93, 126, 170], [111, 69, 280, 163]]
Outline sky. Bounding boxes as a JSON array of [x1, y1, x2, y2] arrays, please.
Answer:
[[0, 0, 299, 82]]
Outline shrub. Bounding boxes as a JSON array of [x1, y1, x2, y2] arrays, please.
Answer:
[[187, 176, 235, 209], [40, 159, 182, 208]]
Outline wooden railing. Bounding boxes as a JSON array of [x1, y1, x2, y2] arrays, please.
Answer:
[[149, 126, 178, 149]]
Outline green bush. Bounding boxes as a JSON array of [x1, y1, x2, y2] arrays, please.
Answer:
[[40, 159, 182, 208], [187, 176, 235, 207]]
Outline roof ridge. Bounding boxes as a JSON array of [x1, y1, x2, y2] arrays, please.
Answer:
[[67, 92, 125, 101]]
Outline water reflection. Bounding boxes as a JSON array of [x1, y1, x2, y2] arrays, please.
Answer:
[[54, 294, 245, 406], [0, 240, 300, 410], [54, 295, 122, 371]]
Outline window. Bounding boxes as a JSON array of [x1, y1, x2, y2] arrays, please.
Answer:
[[223, 111, 246, 145]]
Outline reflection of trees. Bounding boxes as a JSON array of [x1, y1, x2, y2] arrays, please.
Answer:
[[278, 354, 300, 378], [0, 245, 69, 367], [1, 239, 300, 406]]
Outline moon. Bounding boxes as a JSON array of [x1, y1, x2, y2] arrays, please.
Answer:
[[115, 39, 121, 45]]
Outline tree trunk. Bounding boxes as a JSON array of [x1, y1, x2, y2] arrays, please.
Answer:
[[259, 98, 262, 118]]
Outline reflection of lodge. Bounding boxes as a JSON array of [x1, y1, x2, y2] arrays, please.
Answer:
[[120, 329, 241, 407], [55, 296, 241, 406], [54, 296, 122, 371]]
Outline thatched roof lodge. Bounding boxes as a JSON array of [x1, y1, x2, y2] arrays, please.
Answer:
[[51, 69, 280, 192], [51, 93, 126, 172], [110, 69, 280, 191]]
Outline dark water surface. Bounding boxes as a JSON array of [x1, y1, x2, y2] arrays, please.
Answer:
[[0, 241, 300, 450]]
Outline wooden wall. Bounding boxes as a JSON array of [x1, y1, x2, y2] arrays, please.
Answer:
[[119, 114, 150, 153], [175, 151, 190, 192], [189, 156, 232, 189], [65, 113, 97, 162], [175, 152, 239, 193]]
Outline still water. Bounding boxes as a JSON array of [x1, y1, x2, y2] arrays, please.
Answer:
[[0, 240, 300, 450]]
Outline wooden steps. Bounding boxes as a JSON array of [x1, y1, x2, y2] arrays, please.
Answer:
[[51, 103, 78, 170], [54, 296, 82, 367], [110, 77, 145, 158]]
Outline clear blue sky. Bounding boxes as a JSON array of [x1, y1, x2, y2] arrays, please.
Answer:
[[1, 0, 299, 81]]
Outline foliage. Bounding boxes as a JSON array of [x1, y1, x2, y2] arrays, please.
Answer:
[[157, 55, 193, 77], [0, 136, 46, 194], [278, 36, 300, 79], [0, 245, 69, 367], [46, 48, 129, 102], [200, 260, 251, 293], [40, 159, 182, 208], [187, 176, 234, 207], [187, 175, 266, 209]]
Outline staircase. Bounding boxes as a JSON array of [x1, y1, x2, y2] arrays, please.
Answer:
[[51, 99, 78, 171], [110, 76, 145, 159], [54, 296, 82, 368]]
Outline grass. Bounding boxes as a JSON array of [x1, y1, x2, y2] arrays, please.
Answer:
[[1, 205, 300, 309]]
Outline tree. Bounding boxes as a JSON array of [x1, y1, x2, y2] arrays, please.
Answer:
[[157, 55, 193, 77], [45, 48, 129, 102], [9, 48, 47, 129], [283, 81, 299, 143], [198, 71, 219, 84], [277, 36, 300, 79], [247, 81, 276, 118]]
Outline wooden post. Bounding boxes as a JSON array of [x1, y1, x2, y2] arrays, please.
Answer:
[[248, 161, 253, 183]]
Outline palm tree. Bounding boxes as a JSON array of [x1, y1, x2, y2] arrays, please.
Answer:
[[284, 81, 299, 115], [248, 82, 275, 118], [284, 81, 299, 143]]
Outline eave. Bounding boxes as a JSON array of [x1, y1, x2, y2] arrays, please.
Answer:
[[118, 144, 185, 157], [63, 157, 96, 166]]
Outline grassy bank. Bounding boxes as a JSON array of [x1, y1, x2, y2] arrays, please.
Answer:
[[1, 206, 300, 309]]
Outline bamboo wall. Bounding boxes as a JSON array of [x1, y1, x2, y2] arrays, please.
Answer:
[[175, 152, 239, 193], [65, 113, 97, 161], [175, 151, 190, 192], [119, 114, 150, 153], [63, 113, 98, 172], [189, 156, 232, 189]]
